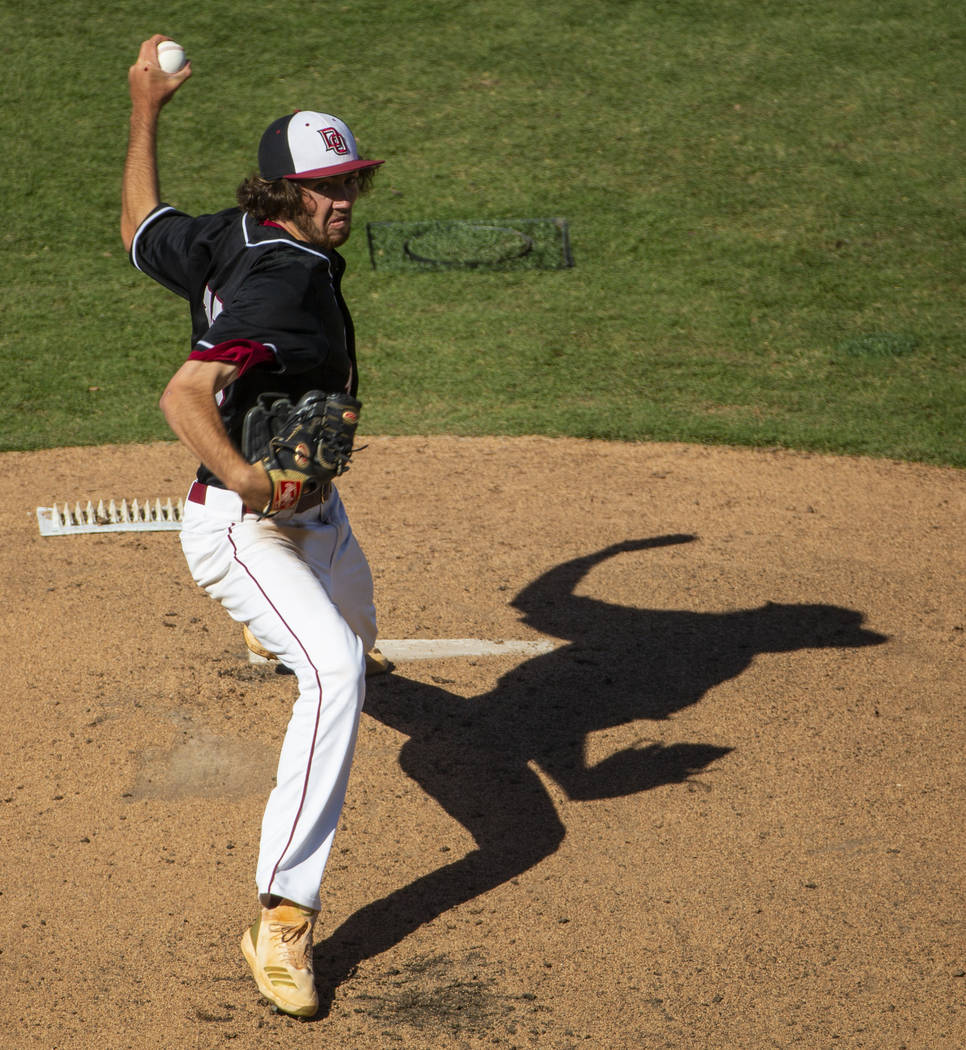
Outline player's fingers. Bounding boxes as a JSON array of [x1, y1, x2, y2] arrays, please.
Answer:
[[135, 34, 167, 65], [170, 59, 192, 83]]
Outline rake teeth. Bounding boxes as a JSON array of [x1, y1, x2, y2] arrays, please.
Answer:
[[37, 497, 186, 536]]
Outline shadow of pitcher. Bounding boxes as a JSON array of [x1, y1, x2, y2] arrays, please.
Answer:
[[312, 534, 887, 1012]]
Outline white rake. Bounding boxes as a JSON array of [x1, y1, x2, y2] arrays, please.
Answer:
[[37, 497, 185, 536]]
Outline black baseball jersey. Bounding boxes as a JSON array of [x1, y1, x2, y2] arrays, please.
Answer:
[[130, 204, 359, 486]]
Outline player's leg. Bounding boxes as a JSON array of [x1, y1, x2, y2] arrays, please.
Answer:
[[214, 526, 366, 907], [179, 494, 371, 1015], [240, 488, 385, 675], [299, 486, 377, 651], [245, 490, 377, 905], [181, 508, 359, 1008], [182, 491, 375, 901]]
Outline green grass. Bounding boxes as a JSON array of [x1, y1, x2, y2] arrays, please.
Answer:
[[1, 0, 963, 464]]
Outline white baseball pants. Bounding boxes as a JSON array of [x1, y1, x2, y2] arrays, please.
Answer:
[[179, 482, 377, 911]]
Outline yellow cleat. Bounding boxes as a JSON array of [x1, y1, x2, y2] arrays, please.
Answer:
[[240, 902, 319, 1018]]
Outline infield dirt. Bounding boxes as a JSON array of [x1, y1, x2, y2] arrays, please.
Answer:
[[1, 436, 963, 1049]]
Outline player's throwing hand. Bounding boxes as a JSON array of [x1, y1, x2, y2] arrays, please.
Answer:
[[128, 33, 192, 111]]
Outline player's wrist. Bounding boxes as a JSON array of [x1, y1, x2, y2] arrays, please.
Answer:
[[245, 465, 274, 512], [224, 462, 272, 511]]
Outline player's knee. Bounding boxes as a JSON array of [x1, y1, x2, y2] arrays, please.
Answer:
[[296, 633, 366, 690]]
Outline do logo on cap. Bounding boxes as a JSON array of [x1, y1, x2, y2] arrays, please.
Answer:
[[320, 127, 349, 156], [258, 111, 384, 181]]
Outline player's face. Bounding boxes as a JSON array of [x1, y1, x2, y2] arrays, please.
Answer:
[[296, 174, 361, 249]]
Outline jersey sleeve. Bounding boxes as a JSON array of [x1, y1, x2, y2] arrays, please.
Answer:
[[129, 205, 209, 301], [188, 340, 276, 377]]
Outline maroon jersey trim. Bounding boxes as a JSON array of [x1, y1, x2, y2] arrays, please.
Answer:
[[188, 339, 276, 379]]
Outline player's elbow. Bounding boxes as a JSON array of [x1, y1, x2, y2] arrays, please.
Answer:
[[120, 205, 139, 255], [160, 358, 239, 428], [158, 380, 176, 424], [159, 369, 190, 425]]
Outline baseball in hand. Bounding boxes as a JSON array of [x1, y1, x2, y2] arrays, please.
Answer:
[[157, 40, 186, 73]]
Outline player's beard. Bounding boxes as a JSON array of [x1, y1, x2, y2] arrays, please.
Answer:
[[292, 210, 350, 250]]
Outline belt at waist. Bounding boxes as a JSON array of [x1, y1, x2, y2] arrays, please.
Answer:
[[187, 480, 330, 516], [187, 481, 255, 516]]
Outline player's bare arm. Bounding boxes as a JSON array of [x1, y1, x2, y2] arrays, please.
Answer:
[[160, 358, 272, 510], [121, 35, 192, 251]]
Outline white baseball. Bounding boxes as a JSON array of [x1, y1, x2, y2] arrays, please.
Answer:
[[157, 40, 186, 74]]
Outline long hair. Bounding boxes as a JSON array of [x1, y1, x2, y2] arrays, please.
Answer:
[[236, 167, 378, 223]]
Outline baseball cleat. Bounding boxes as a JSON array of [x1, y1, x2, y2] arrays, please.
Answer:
[[364, 647, 392, 676], [240, 902, 319, 1018], [243, 624, 276, 663], [243, 624, 392, 676]]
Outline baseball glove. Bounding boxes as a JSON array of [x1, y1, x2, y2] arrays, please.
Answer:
[[241, 390, 361, 516]]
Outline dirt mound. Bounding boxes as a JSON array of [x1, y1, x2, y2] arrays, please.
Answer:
[[2, 437, 963, 1048]]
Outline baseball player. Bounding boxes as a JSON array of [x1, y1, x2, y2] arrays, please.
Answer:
[[121, 34, 383, 1017]]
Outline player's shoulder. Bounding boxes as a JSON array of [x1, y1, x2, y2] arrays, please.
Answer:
[[132, 204, 241, 278], [185, 210, 321, 277], [142, 204, 238, 232], [135, 204, 240, 254]]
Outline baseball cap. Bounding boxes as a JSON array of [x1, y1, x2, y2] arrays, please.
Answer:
[[258, 111, 384, 180]]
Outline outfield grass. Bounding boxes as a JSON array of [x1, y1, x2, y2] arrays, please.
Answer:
[[2, 0, 963, 465]]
